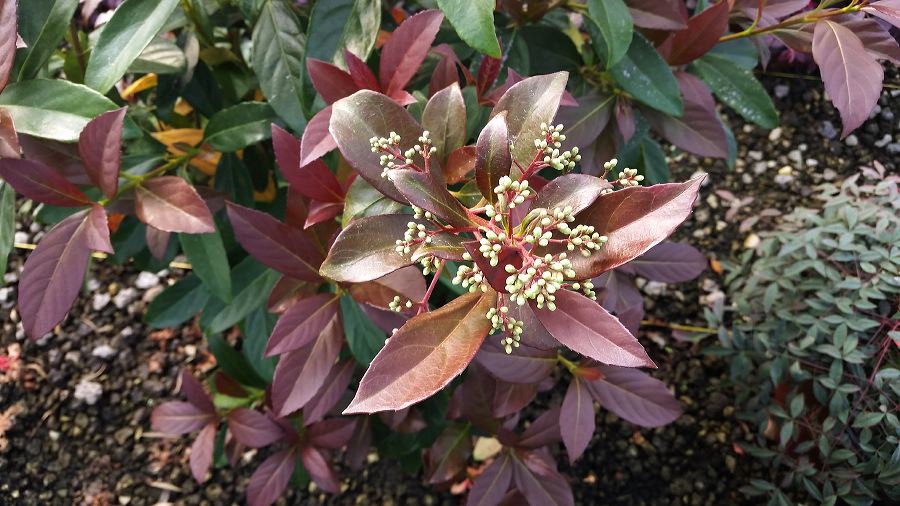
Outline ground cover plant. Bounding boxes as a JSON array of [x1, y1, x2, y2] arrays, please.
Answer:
[[0, 0, 897, 504], [710, 166, 900, 505]]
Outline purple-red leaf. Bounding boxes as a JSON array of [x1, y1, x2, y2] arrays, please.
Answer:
[[845, 18, 900, 65], [272, 314, 343, 417], [190, 422, 216, 483], [379, 10, 444, 97], [493, 381, 537, 417], [571, 176, 704, 278], [330, 90, 427, 202], [226, 202, 322, 282], [0, 108, 21, 158], [531, 173, 610, 217], [476, 337, 557, 384], [626, 242, 706, 283], [78, 108, 125, 198], [0, 0, 15, 92], [554, 93, 613, 154], [466, 452, 513, 506], [299, 445, 340, 493], [266, 293, 339, 356], [151, 401, 216, 435], [18, 206, 111, 337], [347, 266, 427, 311], [644, 74, 728, 158], [427, 423, 473, 484], [298, 106, 337, 168], [346, 416, 372, 471], [626, 0, 687, 30], [517, 405, 562, 448], [181, 369, 215, 414], [344, 290, 497, 414], [511, 450, 574, 506], [227, 409, 284, 448], [474, 113, 512, 203], [489, 72, 569, 170], [306, 418, 356, 449], [422, 83, 466, 161], [0, 158, 91, 207], [272, 123, 301, 178], [560, 377, 594, 463], [615, 97, 636, 143], [344, 49, 381, 91], [863, 0, 900, 29], [135, 176, 214, 233], [667, 1, 730, 65], [145, 225, 171, 261], [247, 449, 296, 506], [303, 359, 355, 425], [534, 290, 654, 368], [307, 58, 360, 104], [285, 159, 344, 203], [587, 364, 682, 427], [388, 169, 472, 228], [812, 20, 884, 138], [319, 214, 421, 283]]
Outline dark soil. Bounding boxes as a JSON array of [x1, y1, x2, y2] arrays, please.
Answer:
[[1, 72, 897, 506]]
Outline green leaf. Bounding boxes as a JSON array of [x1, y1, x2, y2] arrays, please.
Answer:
[[241, 307, 277, 382], [207, 334, 267, 388], [340, 294, 385, 366], [200, 258, 280, 335], [179, 231, 232, 303], [306, 0, 381, 63], [586, 0, 633, 68], [144, 274, 211, 329], [0, 182, 14, 280], [0, 79, 118, 141], [437, 0, 501, 57], [708, 39, 758, 70], [610, 32, 682, 117], [204, 102, 278, 151], [16, 0, 79, 81], [84, 0, 181, 93], [342, 177, 404, 227], [618, 134, 669, 184], [852, 412, 884, 428], [129, 37, 187, 75], [692, 54, 778, 129], [252, 0, 307, 133]]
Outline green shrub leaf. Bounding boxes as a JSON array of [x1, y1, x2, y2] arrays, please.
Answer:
[[692, 54, 778, 129], [0, 79, 118, 141], [437, 0, 501, 58], [585, 0, 633, 68], [609, 33, 682, 117], [252, 0, 307, 133]]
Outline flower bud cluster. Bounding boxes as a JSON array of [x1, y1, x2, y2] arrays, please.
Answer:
[[477, 229, 508, 266], [558, 223, 608, 257], [615, 167, 644, 187], [412, 205, 433, 221], [452, 261, 486, 293], [420, 255, 442, 276], [536, 123, 580, 171], [389, 295, 414, 312], [504, 253, 576, 310], [395, 221, 431, 255], [486, 306, 524, 354], [493, 176, 531, 210], [570, 280, 597, 300]]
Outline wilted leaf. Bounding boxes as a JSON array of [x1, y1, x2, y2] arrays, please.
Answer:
[[135, 177, 214, 234], [266, 294, 340, 356], [475, 113, 511, 203], [320, 214, 421, 283], [344, 290, 496, 413], [560, 377, 594, 463], [379, 10, 444, 97], [0, 158, 90, 207], [587, 364, 682, 427]]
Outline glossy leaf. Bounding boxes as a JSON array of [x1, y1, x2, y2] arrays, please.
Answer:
[[863, 0, 900, 29], [0, 108, 19, 158], [0, 182, 14, 278], [379, 10, 444, 97], [145, 274, 210, 328], [587, 364, 682, 427], [341, 294, 386, 365], [812, 20, 883, 138], [561, 377, 594, 463], [344, 290, 496, 413], [476, 338, 557, 384], [180, 370, 215, 414], [266, 293, 340, 356], [179, 230, 232, 303], [84, 0, 180, 93], [307, 58, 360, 104], [227, 408, 284, 448], [18, 206, 111, 338], [610, 33, 682, 117], [226, 202, 322, 282], [474, 113, 512, 203], [342, 176, 405, 225], [572, 176, 704, 278], [252, 0, 307, 133], [271, 123, 301, 178], [135, 176, 215, 234], [627, 242, 706, 283], [347, 266, 427, 310], [667, 0, 730, 65], [692, 54, 778, 129], [204, 102, 277, 152], [298, 106, 337, 168], [320, 214, 421, 283], [586, 0, 633, 68], [300, 445, 340, 493], [0, 158, 90, 207], [437, 0, 500, 57], [511, 450, 574, 506], [643, 73, 728, 158], [423, 83, 467, 161], [330, 90, 426, 202], [533, 290, 654, 368], [246, 449, 296, 506], [306, 0, 380, 64], [190, 422, 216, 483], [151, 401, 216, 435], [345, 49, 381, 91], [626, 0, 687, 30], [467, 451, 513, 506], [303, 359, 355, 424], [489, 72, 568, 169], [306, 418, 357, 449], [200, 260, 280, 336], [0, 0, 15, 91], [78, 108, 126, 198], [554, 93, 614, 154], [0, 79, 118, 142], [285, 159, 344, 204], [16, 0, 78, 81], [389, 169, 472, 228], [846, 18, 900, 65], [531, 174, 610, 217]]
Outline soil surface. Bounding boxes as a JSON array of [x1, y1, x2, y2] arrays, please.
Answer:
[[1, 73, 897, 506]]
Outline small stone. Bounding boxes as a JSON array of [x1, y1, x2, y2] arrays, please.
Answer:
[[114, 428, 133, 445], [92, 344, 116, 359], [0, 287, 10, 303], [744, 233, 760, 249], [845, 134, 859, 146], [747, 150, 763, 161], [818, 121, 837, 139], [134, 272, 160, 289], [14, 231, 29, 244], [768, 127, 783, 142], [92, 293, 111, 311], [113, 288, 138, 309], [643, 281, 666, 296], [725, 455, 737, 472], [74, 379, 103, 405], [774, 84, 789, 98], [874, 134, 892, 148]]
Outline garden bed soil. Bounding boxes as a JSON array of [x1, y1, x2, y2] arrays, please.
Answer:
[[1, 73, 898, 505]]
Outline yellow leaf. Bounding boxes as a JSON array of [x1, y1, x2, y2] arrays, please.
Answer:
[[151, 128, 220, 176], [173, 98, 193, 116], [253, 174, 277, 203], [120, 73, 158, 99]]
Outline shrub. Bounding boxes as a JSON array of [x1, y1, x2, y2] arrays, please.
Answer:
[[709, 166, 900, 505]]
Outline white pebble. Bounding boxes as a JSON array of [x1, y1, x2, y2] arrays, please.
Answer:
[[134, 272, 160, 290], [74, 379, 103, 405]]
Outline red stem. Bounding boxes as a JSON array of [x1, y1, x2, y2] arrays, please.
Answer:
[[417, 259, 445, 314]]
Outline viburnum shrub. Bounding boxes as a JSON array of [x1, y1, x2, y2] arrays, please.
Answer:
[[709, 166, 900, 505]]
